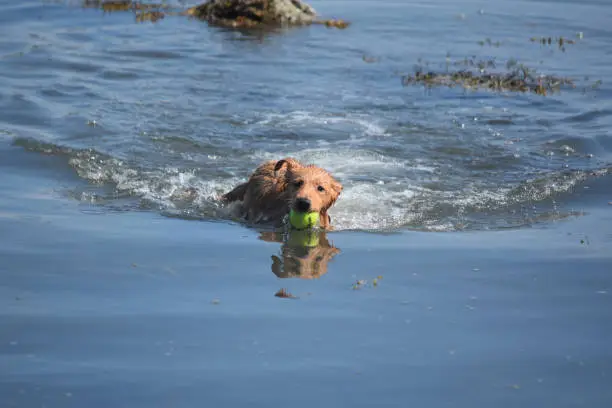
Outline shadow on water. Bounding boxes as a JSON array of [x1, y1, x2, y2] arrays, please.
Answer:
[[259, 229, 341, 280]]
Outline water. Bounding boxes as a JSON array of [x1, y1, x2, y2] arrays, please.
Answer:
[[1, 0, 610, 232], [1, 1, 612, 407]]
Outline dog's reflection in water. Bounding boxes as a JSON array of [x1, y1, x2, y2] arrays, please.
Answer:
[[259, 230, 340, 279]]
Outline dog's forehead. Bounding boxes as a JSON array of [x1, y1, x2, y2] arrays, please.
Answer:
[[292, 166, 331, 183]]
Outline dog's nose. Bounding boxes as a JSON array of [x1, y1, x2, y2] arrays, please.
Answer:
[[294, 198, 311, 212]]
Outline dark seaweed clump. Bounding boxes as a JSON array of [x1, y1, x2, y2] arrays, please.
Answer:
[[82, 0, 171, 22], [402, 58, 575, 96], [530, 36, 579, 52]]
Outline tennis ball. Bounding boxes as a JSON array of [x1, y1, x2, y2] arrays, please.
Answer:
[[287, 230, 320, 247], [289, 210, 319, 230]]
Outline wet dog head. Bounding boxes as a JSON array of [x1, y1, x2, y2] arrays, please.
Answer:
[[274, 159, 342, 221]]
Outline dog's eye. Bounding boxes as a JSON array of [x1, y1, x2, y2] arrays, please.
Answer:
[[317, 185, 325, 192], [294, 181, 303, 188]]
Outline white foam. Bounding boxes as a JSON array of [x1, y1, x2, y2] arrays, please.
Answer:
[[252, 110, 388, 138], [252, 147, 427, 182], [67, 153, 239, 215], [330, 183, 421, 231], [64, 142, 604, 233]]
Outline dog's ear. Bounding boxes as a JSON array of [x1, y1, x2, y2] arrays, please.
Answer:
[[330, 177, 343, 198], [274, 158, 301, 177], [274, 159, 290, 176], [326, 177, 343, 208], [320, 178, 342, 229]]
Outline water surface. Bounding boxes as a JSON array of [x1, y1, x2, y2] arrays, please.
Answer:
[[1, 1, 612, 407], [1, 0, 610, 231]]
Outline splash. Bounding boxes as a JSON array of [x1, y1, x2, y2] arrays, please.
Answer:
[[14, 137, 609, 232]]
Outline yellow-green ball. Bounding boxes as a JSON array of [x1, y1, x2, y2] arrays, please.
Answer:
[[287, 230, 320, 247], [289, 210, 319, 230]]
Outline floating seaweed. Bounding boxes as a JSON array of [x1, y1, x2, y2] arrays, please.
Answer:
[[83, 0, 172, 12], [477, 38, 502, 47], [81, 0, 176, 23], [530, 36, 577, 46], [274, 288, 298, 299], [402, 57, 576, 96], [351, 275, 383, 290], [362, 55, 380, 63], [135, 10, 165, 23], [452, 56, 497, 70], [412, 55, 498, 74], [529, 36, 579, 52]]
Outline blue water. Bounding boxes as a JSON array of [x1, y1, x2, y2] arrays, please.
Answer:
[[1, 1, 611, 407], [2, 0, 611, 231]]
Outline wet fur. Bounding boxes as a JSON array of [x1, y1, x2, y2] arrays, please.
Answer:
[[222, 158, 342, 229]]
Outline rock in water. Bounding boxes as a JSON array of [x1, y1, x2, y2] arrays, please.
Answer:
[[82, 1, 349, 29], [187, 0, 317, 28]]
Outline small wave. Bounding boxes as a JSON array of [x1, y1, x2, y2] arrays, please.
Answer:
[[13, 137, 238, 219], [250, 110, 389, 138], [253, 147, 429, 181], [565, 109, 612, 124], [13, 137, 611, 232], [330, 166, 610, 232]]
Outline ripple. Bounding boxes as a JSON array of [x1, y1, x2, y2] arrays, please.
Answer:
[[565, 109, 612, 123], [45, 57, 101, 73], [107, 49, 184, 60], [100, 70, 141, 80], [0, 93, 48, 127], [486, 118, 514, 125]]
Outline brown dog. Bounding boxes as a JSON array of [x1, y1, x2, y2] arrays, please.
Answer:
[[222, 158, 342, 229], [259, 230, 341, 279]]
